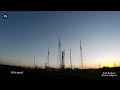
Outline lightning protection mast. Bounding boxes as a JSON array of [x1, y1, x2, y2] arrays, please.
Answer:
[[57, 35, 61, 69], [47, 48, 49, 67], [80, 40, 83, 69]]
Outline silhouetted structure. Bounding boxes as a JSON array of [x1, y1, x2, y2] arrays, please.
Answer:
[[114, 61, 116, 67], [99, 64, 101, 68], [57, 36, 61, 69], [47, 48, 49, 67], [61, 50, 65, 70], [19, 58, 20, 66], [34, 56, 35, 68], [69, 49, 72, 69], [80, 40, 83, 69]]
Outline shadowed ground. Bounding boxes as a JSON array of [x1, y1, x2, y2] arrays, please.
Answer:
[[0, 64, 120, 81]]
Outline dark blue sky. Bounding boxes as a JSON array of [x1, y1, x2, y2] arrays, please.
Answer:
[[0, 11, 120, 68]]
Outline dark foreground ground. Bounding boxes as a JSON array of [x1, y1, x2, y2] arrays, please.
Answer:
[[0, 64, 120, 81]]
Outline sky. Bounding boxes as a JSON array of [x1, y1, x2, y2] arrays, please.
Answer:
[[0, 11, 120, 68]]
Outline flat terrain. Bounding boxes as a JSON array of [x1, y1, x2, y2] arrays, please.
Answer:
[[0, 64, 120, 81]]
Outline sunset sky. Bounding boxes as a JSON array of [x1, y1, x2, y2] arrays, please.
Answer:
[[0, 11, 120, 68]]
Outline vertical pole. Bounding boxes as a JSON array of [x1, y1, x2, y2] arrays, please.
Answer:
[[80, 40, 83, 69], [19, 58, 20, 66], [114, 61, 115, 67], [34, 56, 35, 68], [69, 49, 72, 69], [99, 64, 100, 68], [48, 48, 49, 67]]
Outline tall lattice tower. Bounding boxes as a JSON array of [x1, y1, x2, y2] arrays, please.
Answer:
[[80, 40, 83, 69], [57, 36, 61, 69]]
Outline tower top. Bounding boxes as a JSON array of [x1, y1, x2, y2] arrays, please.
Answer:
[[48, 48, 49, 53], [80, 40, 82, 50], [59, 35, 61, 46]]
